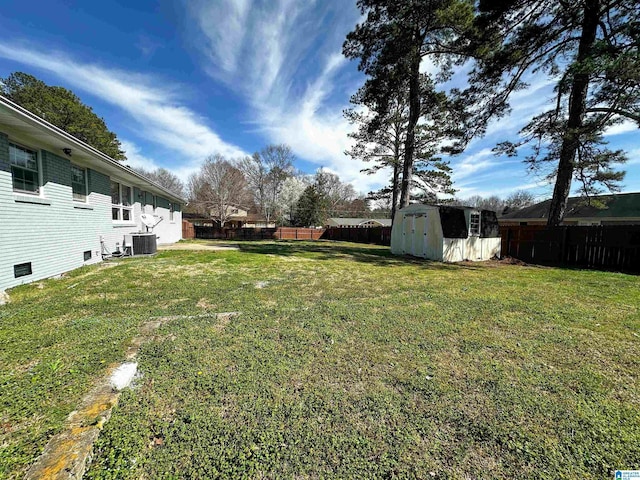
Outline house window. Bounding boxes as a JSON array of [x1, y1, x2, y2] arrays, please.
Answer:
[[83, 250, 92, 261], [9, 143, 39, 193], [469, 213, 481, 236], [110, 180, 133, 221], [71, 165, 87, 202], [169, 203, 174, 221]]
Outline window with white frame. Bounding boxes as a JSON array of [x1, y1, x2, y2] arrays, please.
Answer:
[[71, 164, 87, 202], [469, 212, 481, 236], [9, 142, 39, 193], [169, 203, 174, 221], [110, 180, 133, 221]]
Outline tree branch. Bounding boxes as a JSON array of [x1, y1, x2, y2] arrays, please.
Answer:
[[585, 107, 640, 123]]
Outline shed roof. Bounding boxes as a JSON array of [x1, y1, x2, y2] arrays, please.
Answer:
[[501, 193, 640, 220], [397, 204, 484, 214], [0, 95, 185, 203]]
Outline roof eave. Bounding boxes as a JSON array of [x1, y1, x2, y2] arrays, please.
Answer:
[[0, 95, 186, 204]]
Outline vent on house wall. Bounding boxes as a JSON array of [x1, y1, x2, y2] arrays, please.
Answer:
[[14, 262, 32, 278], [84, 250, 92, 261]]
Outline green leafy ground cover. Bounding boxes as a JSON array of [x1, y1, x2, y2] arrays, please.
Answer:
[[1, 241, 639, 479]]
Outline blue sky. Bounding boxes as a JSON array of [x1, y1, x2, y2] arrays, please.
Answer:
[[0, 0, 638, 201]]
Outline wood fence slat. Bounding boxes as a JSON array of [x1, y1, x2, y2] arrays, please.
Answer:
[[499, 224, 640, 273]]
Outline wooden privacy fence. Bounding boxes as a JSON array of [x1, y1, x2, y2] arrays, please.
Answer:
[[191, 225, 392, 244], [193, 226, 325, 240], [499, 224, 640, 273], [276, 228, 325, 240], [194, 226, 277, 240], [321, 226, 392, 246], [182, 220, 195, 239]]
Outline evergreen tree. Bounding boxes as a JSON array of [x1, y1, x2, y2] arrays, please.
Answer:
[[294, 185, 325, 227], [343, 0, 473, 209], [346, 78, 457, 218], [1, 72, 126, 160], [466, 0, 640, 224]]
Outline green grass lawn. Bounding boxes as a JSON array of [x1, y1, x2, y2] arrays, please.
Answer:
[[1, 241, 639, 479]]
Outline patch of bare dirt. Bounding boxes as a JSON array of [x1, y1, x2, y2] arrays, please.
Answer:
[[197, 298, 215, 309], [158, 242, 239, 251]]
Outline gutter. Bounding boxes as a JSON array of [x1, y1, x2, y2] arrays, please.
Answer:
[[0, 95, 187, 204]]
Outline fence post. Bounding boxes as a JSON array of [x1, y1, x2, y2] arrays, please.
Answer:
[[560, 227, 568, 263]]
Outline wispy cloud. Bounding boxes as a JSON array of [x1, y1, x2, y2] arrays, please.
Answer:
[[626, 148, 640, 166], [119, 140, 159, 171], [451, 148, 500, 182], [604, 120, 637, 136], [0, 42, 246, 177], [185, 0, 386, 191]]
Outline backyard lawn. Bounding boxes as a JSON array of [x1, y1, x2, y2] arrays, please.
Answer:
[[1, 241, 639, 479]]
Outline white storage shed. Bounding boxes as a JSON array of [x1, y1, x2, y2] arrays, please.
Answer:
[[391, 204, 501, 262]]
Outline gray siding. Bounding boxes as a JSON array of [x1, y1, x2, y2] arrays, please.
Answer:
[[42, 150, 72, 187], [0, 132, 9, 173], [88, 168, 110, 196], [156, 196, 171, 209]]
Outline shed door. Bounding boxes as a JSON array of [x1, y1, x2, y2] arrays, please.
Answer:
[[415, 214, 427, 257], [403, 215, 413, 254]]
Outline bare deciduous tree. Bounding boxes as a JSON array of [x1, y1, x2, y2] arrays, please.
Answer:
[[239, 144, 294, 225], [188, 154, 249, 227], [133, 167, 185, 197]]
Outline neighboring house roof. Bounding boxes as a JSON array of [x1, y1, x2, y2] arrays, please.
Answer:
[[327, 217, 392, 227], [0, 95, 185, 203], [243, 213, 274, 223], [501, 193, 640, 221]]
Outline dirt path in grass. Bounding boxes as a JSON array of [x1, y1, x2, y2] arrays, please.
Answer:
[[158, 242, 239, 251]]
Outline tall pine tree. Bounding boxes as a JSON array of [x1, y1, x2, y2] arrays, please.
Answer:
[[343, 0, 473, 209], [1, 72, 126, 160], [345, 76, 456, 220], [466, 0, 640, 224]]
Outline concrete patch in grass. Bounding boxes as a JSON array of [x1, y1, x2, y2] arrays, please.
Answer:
[[23, 317, 173, 480]]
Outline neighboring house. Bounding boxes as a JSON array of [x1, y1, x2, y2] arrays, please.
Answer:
[[326, 217, 392, 228], [500, 193, 640, 226], [391, 204, 501, 262], [0, 96, 185, 291], [207, 205, 276, 228]]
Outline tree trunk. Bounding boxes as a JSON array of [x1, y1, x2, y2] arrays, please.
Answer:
[[547, 0, 600, 226], [391, 130, 402, 222], [399, 36, 423, 209], [391, 162, 400, 222]]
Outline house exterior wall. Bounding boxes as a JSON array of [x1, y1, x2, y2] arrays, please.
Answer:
[[0, 130, 182, 291], [499, 217, 640, 226]]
